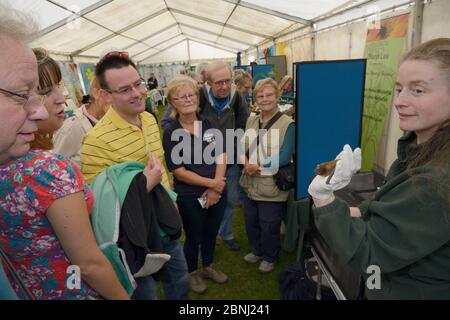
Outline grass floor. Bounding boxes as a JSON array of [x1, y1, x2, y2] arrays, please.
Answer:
[[188, 206, 297, 300], [157, 205, 297, 300], [154, 102, 297, 300]]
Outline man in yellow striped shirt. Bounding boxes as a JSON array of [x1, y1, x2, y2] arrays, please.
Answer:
[[80, 64, 168, 186], [80, 51, 189, 300], [81, 99, 169, 186]]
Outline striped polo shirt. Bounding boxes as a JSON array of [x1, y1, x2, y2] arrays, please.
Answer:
[[80, 107, 169, 186]]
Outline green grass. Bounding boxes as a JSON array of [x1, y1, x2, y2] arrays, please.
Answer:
[[155, 102, 297, 299], [157, 205, 297, 300], [188, 206, 297, 300]]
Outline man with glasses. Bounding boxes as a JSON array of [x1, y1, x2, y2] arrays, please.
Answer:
[[0, 3, 49, 299], [80, 51, 167, 185], [0, 11, 49, 165], [80, 52, 189, 300], [199, 61, 250, 251]]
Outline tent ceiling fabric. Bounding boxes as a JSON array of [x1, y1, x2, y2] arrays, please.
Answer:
[[167, 0, 236, 23], [240, 0, 352, 21], [83, 1, 167, 31], [5, 0, 411, 64]]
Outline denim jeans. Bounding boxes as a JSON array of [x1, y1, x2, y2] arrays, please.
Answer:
[[160, 236, 189, 300], [132, 236, 189, 300], [132, 274, 157, 300], [177, 192, 227, 273], [219, 164, 239, 241]]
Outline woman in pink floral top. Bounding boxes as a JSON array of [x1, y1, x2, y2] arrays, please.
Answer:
[[0, 43, 128, 299], [0, 150, 98, 299]]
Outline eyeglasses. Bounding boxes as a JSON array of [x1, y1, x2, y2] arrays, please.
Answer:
[[172, 93, 196, 102], [212, 79, 232, 87], [0, 87, 47, 107], [105, 79, 147, 95]]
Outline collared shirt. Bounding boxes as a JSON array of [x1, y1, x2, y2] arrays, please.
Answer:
[[163, 117, 224, 196], [80, 107, 169, 186], [53, 104, 96, 168]]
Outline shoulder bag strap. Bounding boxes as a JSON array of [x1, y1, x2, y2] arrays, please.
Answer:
[[245, 111, 283, 159]]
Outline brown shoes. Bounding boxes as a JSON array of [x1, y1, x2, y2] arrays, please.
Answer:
[[189, 265, 228, 294], [189, 270, 207, 294], [202, 264, 228, 284]]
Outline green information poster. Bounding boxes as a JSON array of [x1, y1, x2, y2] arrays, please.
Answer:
[[361, 14, 409, 172], [279, 96, 295, 105]]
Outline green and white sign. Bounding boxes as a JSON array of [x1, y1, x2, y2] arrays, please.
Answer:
[[361, 14, 409, 172]]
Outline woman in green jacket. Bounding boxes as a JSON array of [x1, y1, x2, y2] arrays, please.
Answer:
[[308, 38, 450, 299]]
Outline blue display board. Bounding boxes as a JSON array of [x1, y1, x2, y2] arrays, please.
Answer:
[[295, 59, 366, 200]]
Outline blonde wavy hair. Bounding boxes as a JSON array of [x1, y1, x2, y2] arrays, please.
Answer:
[[253, 78, 280, 99], [166, 76, 200, 119]]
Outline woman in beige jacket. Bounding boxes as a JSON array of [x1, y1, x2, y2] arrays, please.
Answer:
[[240, 78, 294, 273]]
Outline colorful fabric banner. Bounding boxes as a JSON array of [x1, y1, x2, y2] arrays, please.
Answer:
[[57, 61, 84, 106], [361, 14, 409, 172], [79, 63, 96, 95], [277, 42, 286, 56]]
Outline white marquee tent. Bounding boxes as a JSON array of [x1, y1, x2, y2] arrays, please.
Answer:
[[2, 0, 450, 173], [2, 0, 430, 65]]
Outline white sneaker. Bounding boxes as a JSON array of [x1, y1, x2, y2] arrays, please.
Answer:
[[244, 252, 262, 264], [258, 260, 275, 273]]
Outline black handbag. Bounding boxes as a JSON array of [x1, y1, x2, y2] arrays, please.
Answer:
[[274, 162, 295, 191]]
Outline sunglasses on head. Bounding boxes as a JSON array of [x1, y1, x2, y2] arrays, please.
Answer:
[[106, 51, 129, 58], [99, 51, 130, 63]]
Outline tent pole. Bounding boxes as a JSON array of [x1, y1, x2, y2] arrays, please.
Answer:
[[187, 39, 191, 66], [411, 0, 424, 48], [311, 24, 316, 60]]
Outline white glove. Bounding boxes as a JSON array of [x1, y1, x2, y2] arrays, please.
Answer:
[[308, 144, 362, 200]]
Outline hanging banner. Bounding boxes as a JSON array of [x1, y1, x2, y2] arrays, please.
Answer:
[[361, 14, 409, 172], [79, 63, 96, 95], [277, 42, 286, 56], [58, 62, 84, 106]]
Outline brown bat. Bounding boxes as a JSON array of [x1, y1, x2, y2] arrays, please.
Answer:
[[315, 159, 338, 177]]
